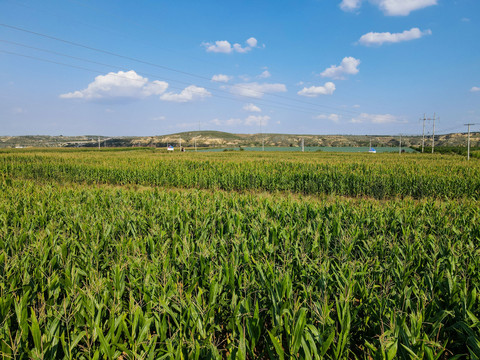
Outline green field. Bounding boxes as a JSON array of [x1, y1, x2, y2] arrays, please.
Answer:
[[199, 147, 416, 153], [1, 149, 479, 359]]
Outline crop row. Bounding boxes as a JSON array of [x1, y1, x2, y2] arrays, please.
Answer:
[[1, 150, 480, 199], [1, 178, 479, 358]]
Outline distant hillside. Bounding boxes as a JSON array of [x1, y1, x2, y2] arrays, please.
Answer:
[[1, 131, 479, 149]]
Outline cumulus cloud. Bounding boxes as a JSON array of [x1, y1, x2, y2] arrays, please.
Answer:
[[340, 0, 362, 11], [320, 57, 360, 79], [233, 43, 250, 53], [230, 82, 287, 98], [470, 87, 480, 93], [60, 70, 168, 101], [315, 113, 340, 122], [258, 70, 271, 79], [340, 0, 437, 16], [350, 113, 404, 124], [243, 103, 262, 112], [203, 37, 259, 54], [359, 28, 432, 46], [160, 85, 211, 103], [298, 82, 336, 97], [202, 40, 233, 54], [375, 0, 437, 16], [211, 74, 233, 82], [246, 37, 258, 47]]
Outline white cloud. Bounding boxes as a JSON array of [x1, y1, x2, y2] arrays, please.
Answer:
[[298, 82, 336, 97], [470, 87, 480, 93], [375, 0, 437, 16], [315, 113, 340, 122], [245, 115, 270, 126], [359, 28, 432, 46], [353, 104, 361, 108], [350, 113, 404, 124], [233, 43, 250, 53], [230, 82, 287, 98], [340, 0, 362, 11], [320, 57, 360, 79], [211, 118, 243, 126], [160, 85, 211, 103], [246, 37, 258, 47], [203, 40, 233, 53], [258, 70, 271, 79], [60, 70, 209, 104], [211, 115, 270, 127], [203, 37, 259, 54], [60, 70, 168, 101], [329, 114, 340, 122], [340, 0, 437, 16], [211, 74, 233, 82], [152, 116, 166, 121], [243, 103, 262, 112]]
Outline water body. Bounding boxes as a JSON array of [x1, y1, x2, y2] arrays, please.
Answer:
[[200, 146, 416, 153]]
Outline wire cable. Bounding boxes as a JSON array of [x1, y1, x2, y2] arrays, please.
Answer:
[[0, 49, 339, 116], [0, 39, 366, 116], [0, 23, 363, 116]]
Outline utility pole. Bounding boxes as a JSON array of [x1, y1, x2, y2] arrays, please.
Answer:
[[260, 119, 264, 151], [422, 113, 437, 153], [422, 114, 426, 153], [301, 138, 304, 152], [432, 113, 436, 154], [399, 134, 402, 154], [98, 136, 100, 150], [194, 137, 197, 152], [465, 123, 475, 161]]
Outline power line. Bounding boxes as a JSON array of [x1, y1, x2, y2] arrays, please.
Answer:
[[0, 23, 206, 80], [421, 113, 437, 153], [0, 40, 341, 115], [0, 49, 337, 116], [5, 0, 235, 69], [0, 41, 356, 117], [435, 124, 464, 134], [0, 23, 363, 116], [0, 38, 369, 116]]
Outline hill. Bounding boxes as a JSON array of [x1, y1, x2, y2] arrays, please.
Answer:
[[1, 131, 479, 149]]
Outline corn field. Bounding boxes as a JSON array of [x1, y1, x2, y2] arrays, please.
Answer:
[[0, 149, 479, 359], [1, 149, 480, 199]]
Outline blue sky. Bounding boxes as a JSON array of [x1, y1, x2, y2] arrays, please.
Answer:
[[1, 0, 479, 136]]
